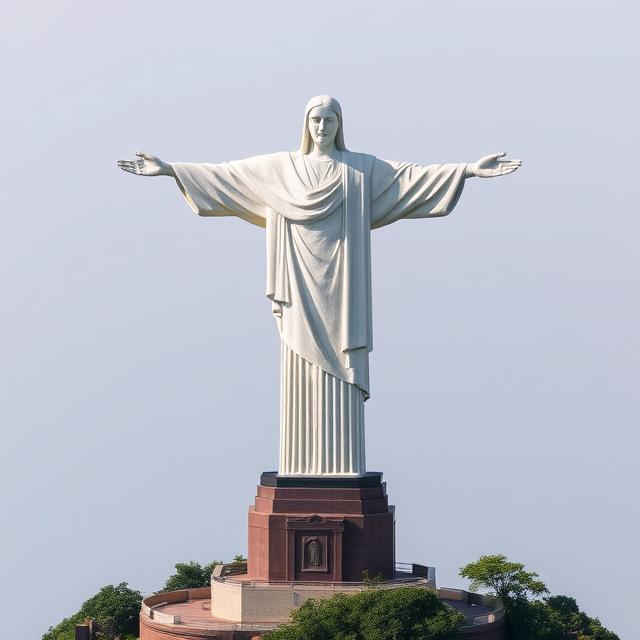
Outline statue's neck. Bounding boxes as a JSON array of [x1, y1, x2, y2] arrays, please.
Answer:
[[310, 145, 342, 161]]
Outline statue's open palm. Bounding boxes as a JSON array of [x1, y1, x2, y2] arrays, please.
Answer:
[[471, 152, 521, 178], [117, 152, 173, 177]]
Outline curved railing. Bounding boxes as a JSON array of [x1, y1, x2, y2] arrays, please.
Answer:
[[212, 561, 436, 589], [437, 587, 506, 627], [141, 588, 210, 624], [142, 568, 504, 630]]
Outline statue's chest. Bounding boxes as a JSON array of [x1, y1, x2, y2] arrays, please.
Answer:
[[290, 205, 345, 267]]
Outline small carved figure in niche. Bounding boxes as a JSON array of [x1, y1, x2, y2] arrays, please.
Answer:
[[305, 537, 323, 569]]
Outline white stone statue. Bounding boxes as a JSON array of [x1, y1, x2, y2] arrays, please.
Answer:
[[118, 95, 521, 477]]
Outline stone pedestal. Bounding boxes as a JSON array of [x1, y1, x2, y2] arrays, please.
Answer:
[[247, 472, 395, 582]]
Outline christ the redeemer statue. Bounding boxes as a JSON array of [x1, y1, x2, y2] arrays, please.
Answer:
[[118, 95, 521, 477]]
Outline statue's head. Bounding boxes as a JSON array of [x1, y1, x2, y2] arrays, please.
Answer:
[[300, 95, 346, 154]]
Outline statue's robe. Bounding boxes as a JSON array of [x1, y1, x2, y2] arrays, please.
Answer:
[[172, 151, 466, 475]]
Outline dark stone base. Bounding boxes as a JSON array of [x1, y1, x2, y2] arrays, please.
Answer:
[[248, 472, 395, 582], [260, 471, 384, 488]]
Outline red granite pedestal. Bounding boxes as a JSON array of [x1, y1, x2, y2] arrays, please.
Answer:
[[247, 472, 395, 582]]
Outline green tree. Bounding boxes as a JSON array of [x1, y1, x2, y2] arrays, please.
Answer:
[[42, 615, 82, 640], [544, 596, 619, 640], [459, 555, 619, 640], [459, 554, 548, 606], [507, 599, 566, 640], [162, 560, 221, 591], [544, 596, 589, 635], [43, 582, 142, 640], [584, 621, 620, 640], [264, 586, 463, 640]]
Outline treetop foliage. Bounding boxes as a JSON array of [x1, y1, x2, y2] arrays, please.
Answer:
[[459, 555, 618, 640], [43, 557, 243, 639], [42, 582, 142, 640], [264, 586, 463, 640], [162, 560, 222, 591], [459, 554, 548, 603], [161, 555, 247, 591]]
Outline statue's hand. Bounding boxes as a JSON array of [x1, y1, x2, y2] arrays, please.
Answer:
[[468, 152, 522, 178], [117, 151, 175, 177]]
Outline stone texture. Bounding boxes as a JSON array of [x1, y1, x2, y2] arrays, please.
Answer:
[[247, 476, 395, 582]]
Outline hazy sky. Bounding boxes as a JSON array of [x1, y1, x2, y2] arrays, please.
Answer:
[[1, 1, 638, 638]]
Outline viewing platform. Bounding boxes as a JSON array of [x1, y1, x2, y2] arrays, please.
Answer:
[[140, 564, 505, 640]]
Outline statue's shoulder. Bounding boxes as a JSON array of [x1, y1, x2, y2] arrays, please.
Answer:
[[227, 152, 292, 181], [232, 151, 289, 165], [347, 151, 377, 163], [341, 150, 378, 174], [267, 151, 292, 162], [258, 151, 303, 170]]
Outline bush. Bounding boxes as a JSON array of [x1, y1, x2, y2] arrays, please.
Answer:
[[43, 582, 142, 640], [162, 560, 221, 591], [264, 586, 463, 640]]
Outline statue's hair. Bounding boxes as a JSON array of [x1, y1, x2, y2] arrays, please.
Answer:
[[299, 95, 346, 154]]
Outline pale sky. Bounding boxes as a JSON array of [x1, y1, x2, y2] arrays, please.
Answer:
[[1, 1, 638, 638]]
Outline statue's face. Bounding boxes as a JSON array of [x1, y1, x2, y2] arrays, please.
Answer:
[[307, 105, 340, 150]]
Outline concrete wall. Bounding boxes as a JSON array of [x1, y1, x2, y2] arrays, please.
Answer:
[[212, 579, 244, 621], [212, 579, 370, 623]]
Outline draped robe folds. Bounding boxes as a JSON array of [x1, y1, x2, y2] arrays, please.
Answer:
[[172, 151, 467, 475]]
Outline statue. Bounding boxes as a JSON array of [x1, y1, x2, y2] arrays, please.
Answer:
[[118, 95, 521, 477], [304, 538, 323, 570]]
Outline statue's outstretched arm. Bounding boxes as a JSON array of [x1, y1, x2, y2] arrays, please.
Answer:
[[117, 151, 176, 178], [465, 152, 522, 178], [120, 152, 268, 227]]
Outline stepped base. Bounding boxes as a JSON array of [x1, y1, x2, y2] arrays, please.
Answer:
[[247, 471, 395, 582]]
